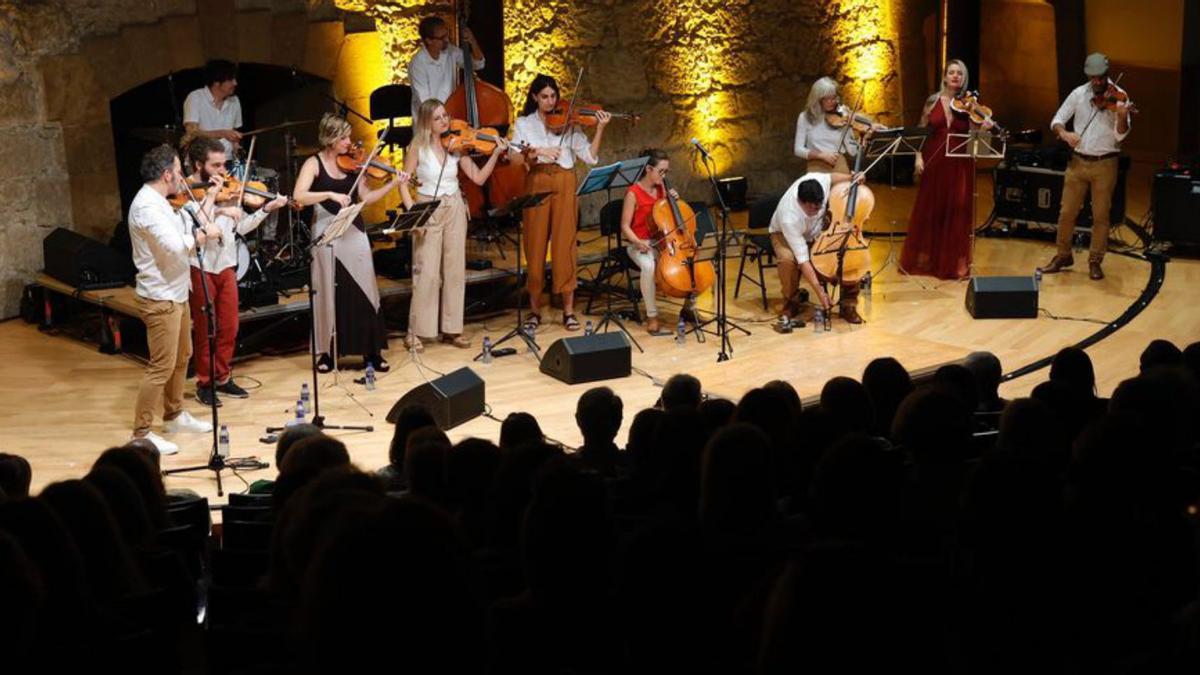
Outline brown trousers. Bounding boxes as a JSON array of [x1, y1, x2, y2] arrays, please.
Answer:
[[409, 193, 468, 338], [771, 232, 859, 307], [133, 296, 191, 434], [1055, 155, 1118, 263], [523, 165, 578, 300]]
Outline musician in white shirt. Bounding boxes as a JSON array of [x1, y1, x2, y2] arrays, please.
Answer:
[[1040, 52, 1132, 281], [509, 74, 611, 332], [182, 59, 243, 158], [128, 145, 221, 455], [407, 15, 485, 119], [183, 138, 289, 406]]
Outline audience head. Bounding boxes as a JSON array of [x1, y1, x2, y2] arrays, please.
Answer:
[[891, 385, 972, 465], [1140, 339, 1183, 373], [626, 407, 666, 479], [698, 397, 737, 438], [273, 434, 351, 513], [39, 480, 146, 601], [82, 467, 153, 548], [1049, 346, 1097, 396], [862, 356, 913, 438], [933, 363, 979, 413], [809, 433, 900, 539], [964, 351, 1004, 410], [819, 376, 875, 435], [276, 423, 323, 470], [499, 411, 543, 451], [446, 438, 500, 507], [661, 373, 702, 411], [700, 423, 776, 534], [575, 386, 624, 445], [764, 380, 803, 416], [405, 426, 452, 503], [389, 404, 437, 468], [0, 453, 32, 500], [92, 445, 166, 529]]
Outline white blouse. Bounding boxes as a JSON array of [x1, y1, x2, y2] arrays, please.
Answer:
[[511, 112, 598, 169], [415, 146, 462, 197]]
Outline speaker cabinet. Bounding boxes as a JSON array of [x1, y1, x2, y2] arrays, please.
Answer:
[[386, 367, 484, 430], [1152, 171, 1200, 245], [966, 276, 1038, 319], [993, 157, 1129, 227], [42, 227, 134, 288], [539, 332, 632, 384]]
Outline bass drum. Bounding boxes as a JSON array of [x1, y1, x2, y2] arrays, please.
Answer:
[[235, 237, 252, 281]]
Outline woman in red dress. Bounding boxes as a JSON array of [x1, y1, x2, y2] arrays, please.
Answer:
[[900, 59, 990, 280]]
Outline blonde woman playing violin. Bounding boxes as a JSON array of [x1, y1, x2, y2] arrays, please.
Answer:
[[397, 98, 507, 352], [795, 76, 885, 173]]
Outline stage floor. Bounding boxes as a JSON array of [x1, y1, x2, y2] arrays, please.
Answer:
[[6, 160, 1198, 501]]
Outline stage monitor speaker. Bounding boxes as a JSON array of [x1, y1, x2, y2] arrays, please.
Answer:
[[1152, 171, 1200, 245], [386, 366, 484, 430], [43, 227, 134, 288], [966, 276, 1038, 319], [539, 332, 632, 384]]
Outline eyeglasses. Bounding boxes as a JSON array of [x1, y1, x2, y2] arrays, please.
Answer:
[[653, 167, 670, 175], [425, 33, 449, 43]]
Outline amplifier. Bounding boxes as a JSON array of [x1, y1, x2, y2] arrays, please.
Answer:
[[1152, 171, 1200, 245], [993, 157, 1129, 227]]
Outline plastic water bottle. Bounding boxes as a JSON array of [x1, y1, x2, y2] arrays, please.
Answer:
[[217, 425, 230, 459], [364, 363, 376, 391], [584, 319, 593, 336], [285, 400, 306, 427], [1034, 267, 1043, 290], [823, 307, 832, 332], [300, 383, 310, 409], [813, 308, 824, 333], [482, 336, 493, 364], [675, 317, 687, 347]]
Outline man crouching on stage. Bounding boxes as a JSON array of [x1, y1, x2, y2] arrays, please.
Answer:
[[183, 138, 288, 407], [129, 144, 220, 455]]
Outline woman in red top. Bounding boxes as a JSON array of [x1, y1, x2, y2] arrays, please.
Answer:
[[619, 148, 681, 335], [900, 59, 992, 280]]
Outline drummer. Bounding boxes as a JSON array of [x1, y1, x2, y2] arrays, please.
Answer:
[[182, 137, 289, 406], [183, 59, 243, 159]]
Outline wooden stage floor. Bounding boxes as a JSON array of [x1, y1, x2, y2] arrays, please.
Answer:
[[5, 160, 1198, 501]]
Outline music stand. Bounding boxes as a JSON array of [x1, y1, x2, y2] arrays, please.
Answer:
[[474, 191, 553, 359], [948, 130, 1005, 277], [380, 200, 441, 237], [864, 129, 928, 277], [575, 157, 652, 351]]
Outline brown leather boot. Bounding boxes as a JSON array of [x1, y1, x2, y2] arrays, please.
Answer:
[[1039, 253, 1074, 274], [840, 303, 864, 325], [1088, 261, 1104, 280]]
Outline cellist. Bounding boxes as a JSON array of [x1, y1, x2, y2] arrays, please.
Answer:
[[407, 15, 485, 120], [618, 149, 685, 335], [768, 171, 865, 324]]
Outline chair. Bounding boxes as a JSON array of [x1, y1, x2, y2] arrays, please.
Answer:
[[735, 194, 782, 310], [583, 198, 642, 319], [227, 491, 273, 507], [221, 504, 273, 524]]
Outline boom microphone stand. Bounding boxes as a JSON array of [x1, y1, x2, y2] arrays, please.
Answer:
[[690, 140, 749, 361]]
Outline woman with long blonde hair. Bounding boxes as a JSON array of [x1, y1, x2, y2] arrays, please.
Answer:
[[794, 76, 883, 173], [397, 98, 507, 351]]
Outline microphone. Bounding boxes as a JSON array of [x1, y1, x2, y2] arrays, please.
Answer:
[[690, 138, 712, 161]]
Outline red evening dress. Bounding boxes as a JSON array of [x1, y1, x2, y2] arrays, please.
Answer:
[[900, 100, 975, 280]]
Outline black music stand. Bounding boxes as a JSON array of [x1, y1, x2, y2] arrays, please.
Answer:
[[864, 128, 928, 278], [575, 157, 651, 351], [380, 199, 441, 236], [474, 191, 553, 359]]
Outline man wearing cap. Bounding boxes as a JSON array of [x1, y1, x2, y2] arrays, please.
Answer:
[[1040, 52, 1132, 281]]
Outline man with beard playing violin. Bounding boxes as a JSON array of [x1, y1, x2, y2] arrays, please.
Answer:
[[182, 137, 289, 406], [769, 171, 865, 324]]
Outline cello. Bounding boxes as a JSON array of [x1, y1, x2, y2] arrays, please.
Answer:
[[651, 178, 714, 299], [443, 0, 526, 219], [811, 146, 873, 300]]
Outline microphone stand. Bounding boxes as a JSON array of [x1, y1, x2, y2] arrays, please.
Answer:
[[690, 142, 749, 361]]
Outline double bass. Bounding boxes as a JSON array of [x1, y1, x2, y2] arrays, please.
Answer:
[[651, 178, 714, 299], [443, 1, 525, 219]]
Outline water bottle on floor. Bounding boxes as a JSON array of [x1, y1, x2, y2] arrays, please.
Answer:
[[300, 383, 310, 410], [365, 363, 376, 391], [482, 336, 493, 364], [286, 400, 306, 427], [813, 308, 824, 333], [675, 317, 686, 347], [218, 425, 230, 459], [1034, 267, 1042, 290], [584, 319, 593, 336]]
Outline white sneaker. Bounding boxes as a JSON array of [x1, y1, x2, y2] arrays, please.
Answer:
[[136, 431, 179, 455], [163, 411, 213, 434]]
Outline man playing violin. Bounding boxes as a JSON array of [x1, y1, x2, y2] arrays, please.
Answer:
[[1040, 52, 1132, 281], [128, 144, 220, 455], [407, 15, 485, 120], [182, 60, 243, 159], [182, 138, 289, 406], [769, 171, 866, 324]]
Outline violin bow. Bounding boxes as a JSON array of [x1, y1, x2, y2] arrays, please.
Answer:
[[237, 135, 257, 211], [836, 89, 866, 156], [557, 61, 588, 147], [1077, 71, 1126, 141]]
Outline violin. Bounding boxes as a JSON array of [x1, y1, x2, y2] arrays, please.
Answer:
[[336, 142, 401, 180], [440, 119, 530, 155], [544, 99, 639, 133], [825, 105, 875, 134], [169, 175, 296, 211], [950, 91, 1006, 134], [1092, 76, 1138, 114], [650, 178, 714, 299]]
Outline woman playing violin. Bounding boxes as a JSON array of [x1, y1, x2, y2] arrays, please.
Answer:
[[510, 74, 612, 333], [795, 76, 885, 173], [397, 99, 508, 352], [182, 137, 289, 405], [900, 59, 993, 280], [618, 149, 690, 335], [293, 113, 403, 373]]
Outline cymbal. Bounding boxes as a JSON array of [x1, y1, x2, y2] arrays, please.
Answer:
[[291, 145, 321, 157], [127, 125, 183, 144], [242, 120, 317, 137]]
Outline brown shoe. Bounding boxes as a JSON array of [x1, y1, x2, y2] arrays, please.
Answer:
[[840, 303, 864, 325], [1088, 261, 1104, 280], [1039, 253, 1074, 274], [646, 317, 661, 335], [439, 334, 471, 348]]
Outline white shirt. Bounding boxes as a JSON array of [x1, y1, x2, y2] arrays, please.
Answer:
[[1051, 82, 1131, 157], [511, 112, 598, 170], [186, 207, 269, 272], [794, 113, 858, 158], [129, 184, 197, 303], [407, 44, 486, 118], [415, 146, 461, 197], [183, 87, 243, 157], [768, 173, 832, 266]]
